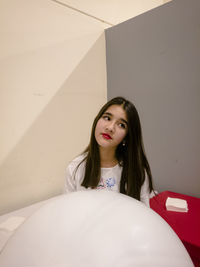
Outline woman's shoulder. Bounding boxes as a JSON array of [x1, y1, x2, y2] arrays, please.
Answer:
[[68, 153, 87, 169]]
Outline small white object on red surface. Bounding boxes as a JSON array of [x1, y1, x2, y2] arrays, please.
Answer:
[[166, 197, 188, 212]]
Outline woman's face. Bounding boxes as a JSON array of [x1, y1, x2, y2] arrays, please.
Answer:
[[95, 104, 128, 151]]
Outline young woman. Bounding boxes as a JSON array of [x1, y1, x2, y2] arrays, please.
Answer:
[[64, 97, 153, 207]]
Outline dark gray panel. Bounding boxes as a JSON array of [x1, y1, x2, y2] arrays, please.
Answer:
[[105, 0, 200, 197]]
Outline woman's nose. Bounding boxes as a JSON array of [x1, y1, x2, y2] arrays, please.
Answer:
[[106, 121, 115, 132]]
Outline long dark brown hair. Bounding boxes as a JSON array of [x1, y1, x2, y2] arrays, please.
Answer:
[[76, 97, 153, 200]]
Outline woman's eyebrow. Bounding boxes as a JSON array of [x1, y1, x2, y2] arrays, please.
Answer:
[[121, 118, 128, 125], [103, 112, 112, 116], [103, 112, 128, 125]]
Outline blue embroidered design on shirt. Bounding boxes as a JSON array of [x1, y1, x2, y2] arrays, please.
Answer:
[[106, 177, 116, 189]]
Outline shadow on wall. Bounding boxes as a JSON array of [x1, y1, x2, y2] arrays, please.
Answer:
[[106, 0, 200, 198]]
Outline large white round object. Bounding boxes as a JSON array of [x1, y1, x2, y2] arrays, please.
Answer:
[[0, 191, 193, 267]]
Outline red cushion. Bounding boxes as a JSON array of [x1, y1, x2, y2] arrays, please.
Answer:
[[150, 191, 200, 266]]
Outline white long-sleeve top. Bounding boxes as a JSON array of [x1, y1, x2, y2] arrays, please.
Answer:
[[64, 154, 150, 207]]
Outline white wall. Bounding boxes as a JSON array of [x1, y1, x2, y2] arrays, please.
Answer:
[[58, 0, 169, 25], [0, 0, 168, 215], [0, 0, 108, 215]]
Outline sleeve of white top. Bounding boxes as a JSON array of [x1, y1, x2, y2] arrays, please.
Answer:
[[64, 164, 76, 193], [140, 174, 150, 207]]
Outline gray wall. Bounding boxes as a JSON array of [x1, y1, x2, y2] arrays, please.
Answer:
[[105, 0, 200, 197]]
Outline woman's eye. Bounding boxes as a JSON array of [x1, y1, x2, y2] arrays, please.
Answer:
[[119, 123, 126, 129], [102, 115, 110, 120]]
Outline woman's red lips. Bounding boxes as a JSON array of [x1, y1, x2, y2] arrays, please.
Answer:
[[102, 133, 112, 140]]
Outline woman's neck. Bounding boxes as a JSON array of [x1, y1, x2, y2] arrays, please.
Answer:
[[99, 147, 118, 168]]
